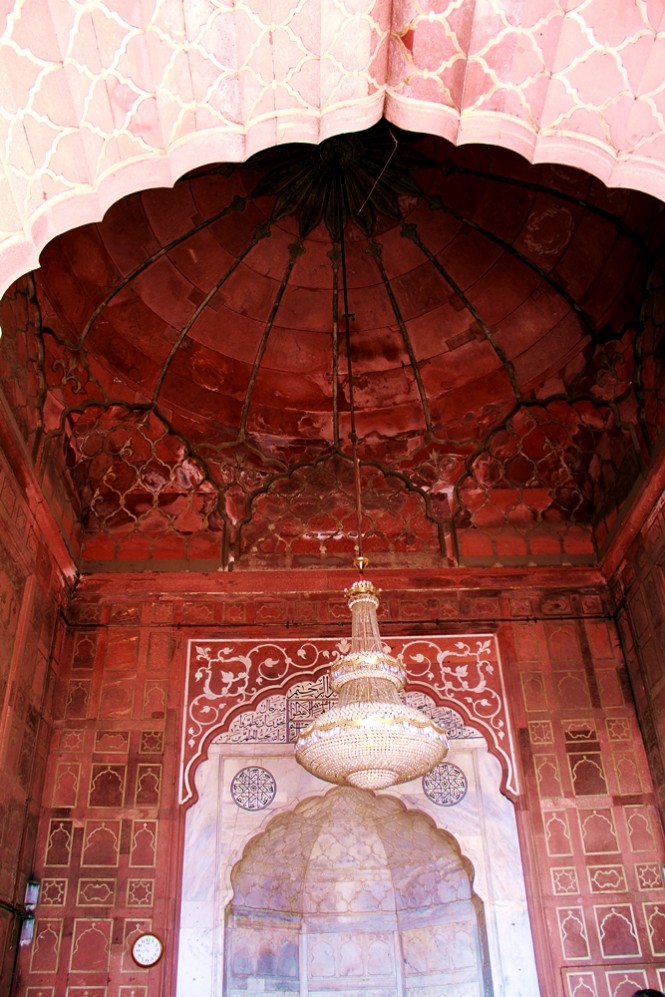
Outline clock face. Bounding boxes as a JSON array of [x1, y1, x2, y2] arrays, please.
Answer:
[[131, 932, 164, 967]]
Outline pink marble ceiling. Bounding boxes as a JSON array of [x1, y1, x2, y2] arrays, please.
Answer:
[[1, 0, 665, 299]]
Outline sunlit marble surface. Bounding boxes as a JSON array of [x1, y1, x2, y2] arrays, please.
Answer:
[[177, 737, 538, 996]]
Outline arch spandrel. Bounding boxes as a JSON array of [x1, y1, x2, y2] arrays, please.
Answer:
[[181, 633, 519, 805]]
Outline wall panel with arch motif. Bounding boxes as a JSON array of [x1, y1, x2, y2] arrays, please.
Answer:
[[7, 569, 665, 997]]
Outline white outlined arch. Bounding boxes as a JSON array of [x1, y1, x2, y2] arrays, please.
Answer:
[[177, 738, 539, 995], [180, 634, 520, 806]]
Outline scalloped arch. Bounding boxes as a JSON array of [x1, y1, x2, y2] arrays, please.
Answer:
[[1, 0, 665, 298]]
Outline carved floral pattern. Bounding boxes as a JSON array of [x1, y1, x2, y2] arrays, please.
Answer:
[[181, 634, 517, 802]]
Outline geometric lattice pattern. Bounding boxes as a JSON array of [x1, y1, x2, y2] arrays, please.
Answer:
[[238, 456, 444, 569], [422, 762, 468, 806], [518, 613, 665, 996], [454, 399, 641, 565], [2, 0, 665, 298], [230, 767, 276, 811], [65, 405, 225, 565], [1, 134, 661, 572]]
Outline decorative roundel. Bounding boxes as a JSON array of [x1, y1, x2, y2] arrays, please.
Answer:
[[422, 763, 468, 806], [230, 766, 276, 811]]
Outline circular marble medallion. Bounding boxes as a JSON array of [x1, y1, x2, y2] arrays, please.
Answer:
[[422, 763, 468, 806], [231, 766, 276, 811]]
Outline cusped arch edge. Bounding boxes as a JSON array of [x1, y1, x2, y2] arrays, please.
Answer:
[[3, 105, 665, 301]]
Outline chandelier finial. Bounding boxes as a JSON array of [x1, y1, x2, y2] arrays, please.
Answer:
[[354, 554, 368, 575]]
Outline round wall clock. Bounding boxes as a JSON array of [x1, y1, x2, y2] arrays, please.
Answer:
[[131, 932, 164, 968]]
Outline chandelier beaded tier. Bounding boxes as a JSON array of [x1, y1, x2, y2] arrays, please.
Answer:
[[295, 566, 449, 790]]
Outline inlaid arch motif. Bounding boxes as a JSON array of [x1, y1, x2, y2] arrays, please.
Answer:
[[180, 633, 518, 803]]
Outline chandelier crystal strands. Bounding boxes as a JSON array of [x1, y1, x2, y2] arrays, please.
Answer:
[[294, 194, 448, 791]]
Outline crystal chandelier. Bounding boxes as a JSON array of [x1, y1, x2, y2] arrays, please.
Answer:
[[295, 560, 449, 789], [294, 198, 448, 791]]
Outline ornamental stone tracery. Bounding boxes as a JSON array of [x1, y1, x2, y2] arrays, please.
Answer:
[[422, 762, 469, 807], [2, 120, 663, 575]]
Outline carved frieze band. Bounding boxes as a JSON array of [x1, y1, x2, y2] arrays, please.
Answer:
[[180, 634, 518, 803]]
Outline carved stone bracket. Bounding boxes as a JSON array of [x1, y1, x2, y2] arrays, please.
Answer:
[[180, 634, 519, 804]]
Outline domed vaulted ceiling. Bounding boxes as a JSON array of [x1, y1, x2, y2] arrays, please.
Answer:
[[2, 124, 665, 572]]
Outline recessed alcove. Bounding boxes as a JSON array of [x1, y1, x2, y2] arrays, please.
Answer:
[[177, 695, 539, 996], [225, 785, 490, 995]]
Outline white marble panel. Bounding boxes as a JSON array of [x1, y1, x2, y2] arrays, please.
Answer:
[[177, 739, 539, 996]]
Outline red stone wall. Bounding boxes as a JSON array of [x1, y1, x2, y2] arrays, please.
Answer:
[[21, 613, 183, 997], [0, 433, 67, 992], [614, 489, 665, 822], [12, 571, 665, 997], [0, 275, 83, 560], [507, 609, 665, 996]]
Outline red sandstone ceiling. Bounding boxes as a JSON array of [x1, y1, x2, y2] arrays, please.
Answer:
[[1, 0, 665, 300], [1, 124, 664, 573], [2, 1, 665, 573]]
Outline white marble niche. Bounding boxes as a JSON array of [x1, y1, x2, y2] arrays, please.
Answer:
[[177, 696, 539, 997]]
